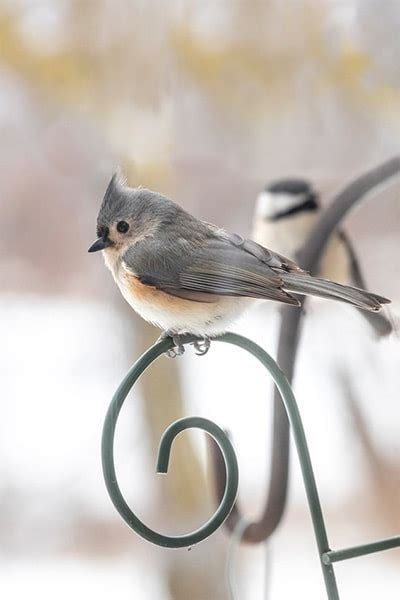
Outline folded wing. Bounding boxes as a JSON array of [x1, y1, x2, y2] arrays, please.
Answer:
[[122, 225, 389, 312]]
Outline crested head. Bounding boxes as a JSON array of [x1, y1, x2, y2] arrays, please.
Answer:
[[96, 169, 131, 231], [255, 178, 319, 221], [96, 170, 180, 230], [89, 170, 182, 256]]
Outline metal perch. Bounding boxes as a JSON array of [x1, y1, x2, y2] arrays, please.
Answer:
[[211, 157, 400, 544], [101, 332, 400, 599]]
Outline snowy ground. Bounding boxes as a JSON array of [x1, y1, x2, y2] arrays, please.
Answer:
[[1, 557, 164, 600], [1, 294, 399, 598]]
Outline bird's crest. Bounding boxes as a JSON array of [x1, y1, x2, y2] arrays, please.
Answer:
[[97, 168, 129, 225], [106, 168, 126, 195]]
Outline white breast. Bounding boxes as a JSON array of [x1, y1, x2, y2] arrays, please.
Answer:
[[104, 251, 250, 336], [253, 212, 315, 258]]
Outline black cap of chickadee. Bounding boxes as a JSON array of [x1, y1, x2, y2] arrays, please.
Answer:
[[256, 178, 319, 222], [253, 178, 323, 274]]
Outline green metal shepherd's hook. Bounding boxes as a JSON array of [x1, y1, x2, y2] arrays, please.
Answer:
[[102, 332, 400, 599]]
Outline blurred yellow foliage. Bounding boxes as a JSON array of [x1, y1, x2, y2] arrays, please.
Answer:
[[171, 25, 293, 120], [0, 6, 173, 188], [332, 45, 400, 117], [0, 12, 92, 103], [171, 14, 400, 124]]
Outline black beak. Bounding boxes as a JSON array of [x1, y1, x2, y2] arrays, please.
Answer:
[[88, 236, 112, 253]]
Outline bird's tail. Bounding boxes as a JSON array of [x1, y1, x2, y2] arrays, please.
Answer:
[[281, 273, 390, 312]]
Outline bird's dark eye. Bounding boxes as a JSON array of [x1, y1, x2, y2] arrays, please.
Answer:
[[116, 221, 130, 234]]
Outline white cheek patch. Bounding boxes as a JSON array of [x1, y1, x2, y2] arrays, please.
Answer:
[[256, 191, 307, 219]]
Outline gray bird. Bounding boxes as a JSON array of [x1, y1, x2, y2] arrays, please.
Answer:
[[89, 173, 390, 356], [253, 178, 393, 336]]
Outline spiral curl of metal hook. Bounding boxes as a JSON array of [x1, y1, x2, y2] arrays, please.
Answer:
[[101, 334, 239, 548], [101, 331, 310, 550]]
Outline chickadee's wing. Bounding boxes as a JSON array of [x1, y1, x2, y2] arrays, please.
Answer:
[[122, 229, 301, 306], [338, 230, 393, 336]]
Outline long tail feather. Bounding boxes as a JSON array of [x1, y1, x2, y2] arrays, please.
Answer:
[[281, 273, 390, 312]]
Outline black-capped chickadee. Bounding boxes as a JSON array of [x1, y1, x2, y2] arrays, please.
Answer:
[[253, 178, 392, 336], [89, 173, 390, 356]]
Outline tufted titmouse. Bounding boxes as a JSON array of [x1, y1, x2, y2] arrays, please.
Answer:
[[253, 178, 393, 337], [89, 173, 390, 356]]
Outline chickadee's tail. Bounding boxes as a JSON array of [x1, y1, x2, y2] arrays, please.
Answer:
[[359, 307, 395, 337], [281, 273, 390, 312]]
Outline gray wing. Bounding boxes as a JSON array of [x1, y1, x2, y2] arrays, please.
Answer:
[[122, 227, 301, 306]]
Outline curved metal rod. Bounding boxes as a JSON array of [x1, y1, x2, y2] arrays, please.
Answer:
[[215, 333, 339, 598], [210, 307, 300, 544], [101, 331, 335, 564], [101, 335, 239, 548], [211, 156, 400, 544], [102, 331, 400, 598]]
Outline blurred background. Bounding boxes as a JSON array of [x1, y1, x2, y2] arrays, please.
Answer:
[[1, 1, 399, 598]]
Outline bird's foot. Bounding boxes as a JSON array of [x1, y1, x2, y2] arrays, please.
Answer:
[[167, 335, 185, 358], [157, 332, 211, 357], [158, 331, 185, 358], [191, 336, 211, 356]]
